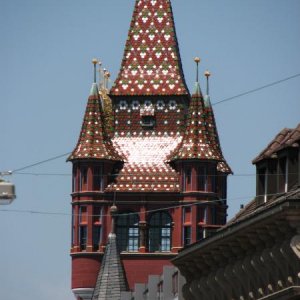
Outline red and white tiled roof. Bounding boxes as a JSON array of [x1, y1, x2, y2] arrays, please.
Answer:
[[167, 84, 232, 173], [105, 136, 182, 192], [110, 0, 189, 96], [68, 83, 123, 162]]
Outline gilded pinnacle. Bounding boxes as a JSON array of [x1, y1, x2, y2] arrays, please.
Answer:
[[205, 70, 211, 77], [92, 58, 98, 65], [194, 57, 201, 64]]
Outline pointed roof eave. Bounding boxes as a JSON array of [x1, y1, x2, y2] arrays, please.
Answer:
[[110, 0, 189, 96], [168, 85, 225, 163], [68, 83, 123, 162], [91, 233, 128, 300]]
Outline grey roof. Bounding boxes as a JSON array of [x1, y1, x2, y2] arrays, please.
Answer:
[[252, 123, 300, 164], [92, 233, 128, 300]]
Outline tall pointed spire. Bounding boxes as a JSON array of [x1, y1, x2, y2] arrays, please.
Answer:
[[110, 0, 189, 96], [68, 61, 123, 161], [92, 205, 128, 300]]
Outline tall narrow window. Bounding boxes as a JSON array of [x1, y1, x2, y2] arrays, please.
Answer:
[[198, 166, 207, 191], [183, 207, 192, 246], [279, 157, 288, 193], [93, 207, 102, 250], [116, 213, 139, 252], [149, 212, 172, 252], [197, 206, 208, 224], [72, 166, 77, 192], [210, 206, 217, 225], [93, 166, 103, 191], [79, 206, 88, 250], [71, 207, 75, 247], [183, 167, 192, 191], [258, 168, 268, 203], [79, 226, 87, 250], [80, 166, 88, 191], [183, 226, 191, 246]]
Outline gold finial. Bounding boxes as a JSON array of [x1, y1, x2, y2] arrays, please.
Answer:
[[204, 70, 211, 78], [194, 57, 201, 63], [92, 58, 98, 83], [194, 57, 201, 83], [205, 69, 211, 95]]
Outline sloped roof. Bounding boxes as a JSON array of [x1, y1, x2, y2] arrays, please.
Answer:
[[110, 0, 189, 96], [106, 136, 182, 192], [253, 123, 300, 164], [167, 83, 232, 173], [68, 83, 123, 161], [227, 186, 300, 227], [92, 233, 128, 300]]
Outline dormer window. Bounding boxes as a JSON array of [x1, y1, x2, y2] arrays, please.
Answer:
[[278, 157, 288, 193], [258, 167, 268, 203], [140, 103, 155, 128], [141, 116, 156, 128]]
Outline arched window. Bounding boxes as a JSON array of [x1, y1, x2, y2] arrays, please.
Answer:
[[116, 213, 139, 252], [148, 212, 172, 252]]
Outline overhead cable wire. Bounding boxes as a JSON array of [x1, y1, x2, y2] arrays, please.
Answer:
[[0, 191, 291, 218], [2, 72, 299, 175], [11, 171, 299, 178], [11, 152, 71, 173], [213, 73, 300, 106]]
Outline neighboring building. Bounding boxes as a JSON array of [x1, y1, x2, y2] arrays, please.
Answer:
[[68, 0, 231, 299], [121, 266, 185, 300], [173, 124, 300, 300]]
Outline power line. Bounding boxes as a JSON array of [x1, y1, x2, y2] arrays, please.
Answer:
[[3, 72, 299, 175], [213, 73, 300, 106], [12, 171, 299, 178], [0, 191, 291, 218], [12, 152, 71, 173]]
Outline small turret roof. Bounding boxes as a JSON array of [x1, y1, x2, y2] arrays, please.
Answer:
[[68, 83, 123, 161], [110, 0, 189, 96], [168, 82, 232, 173]]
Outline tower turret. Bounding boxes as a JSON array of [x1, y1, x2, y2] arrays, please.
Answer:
[[168, 58, 231, 241], [69, 61, 123, 300], [69, 1, 232, 296]]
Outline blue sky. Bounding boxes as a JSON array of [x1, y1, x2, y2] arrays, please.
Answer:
[[1, 0, 299, 299]]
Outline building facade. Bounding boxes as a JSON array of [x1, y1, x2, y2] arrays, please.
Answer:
[[173, 124, 300, 300], [68, 1, 231, 299]]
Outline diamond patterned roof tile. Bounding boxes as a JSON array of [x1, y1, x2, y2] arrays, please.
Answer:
[[167, 83, 232, 173], [68, 83, 123, 162], [110, 0, 189, 96]]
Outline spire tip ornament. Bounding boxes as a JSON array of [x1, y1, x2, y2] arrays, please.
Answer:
[[194, 57, 201, 83], [92, 58, 98, 83], [204, 69, 211, 95], [204, 69, 211, 78]]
